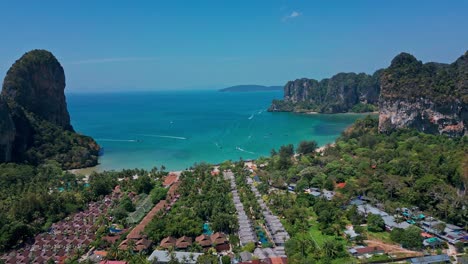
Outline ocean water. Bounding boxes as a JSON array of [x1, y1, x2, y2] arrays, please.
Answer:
[[67, 90, 366, 171]]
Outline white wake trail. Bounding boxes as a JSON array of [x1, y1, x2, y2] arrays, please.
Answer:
[[96, 139, 137, 142], [138, 134, 187, 140]]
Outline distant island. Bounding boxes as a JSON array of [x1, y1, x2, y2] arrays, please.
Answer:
[[219, 84, 282, 92]]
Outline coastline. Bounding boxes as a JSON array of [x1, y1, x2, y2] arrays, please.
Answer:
[[68, 165, 99, 176], [299, 110, 378, 115]]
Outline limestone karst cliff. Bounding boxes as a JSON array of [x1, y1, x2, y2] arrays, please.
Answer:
[[0, 50, 100, 168], [378, 52, 467, 137], [270, 51, 467, 137], [269, 71, 381, 113]]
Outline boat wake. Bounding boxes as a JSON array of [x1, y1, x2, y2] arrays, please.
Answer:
[[236, 146, 255, 154], [248, 114, 254, 120], [96, 138, 137, 142], [138, 134, 187, 140]]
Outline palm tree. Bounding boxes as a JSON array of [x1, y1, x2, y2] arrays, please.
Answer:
[[107, 243, 119, 260]]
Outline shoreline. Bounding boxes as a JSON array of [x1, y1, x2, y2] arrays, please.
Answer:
[[299, 110, 378, 115], [68, 165, 99, 176], [73, 142, 336, 174]]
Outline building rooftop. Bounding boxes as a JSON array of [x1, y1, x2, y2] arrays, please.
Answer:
[[408, 254, 450, 264], [147, 250, 203, 264]]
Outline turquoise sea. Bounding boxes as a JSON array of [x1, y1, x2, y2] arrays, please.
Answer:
[[67, 90, 366, 171]]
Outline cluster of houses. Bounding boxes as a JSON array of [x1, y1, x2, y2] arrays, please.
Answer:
[[352, 199, 468, 246], [248, 178, 288, 257], [147, 250, 203, 264], [159, 232, 230, 252], [228, 171, 257, 246], [420, 219, 467, 245], [303, 187, 336, 201], [118, 180, 181, 253], [226, 169, 290, 262], [1, 189, 122, 264], [351, 199, 411, 231]]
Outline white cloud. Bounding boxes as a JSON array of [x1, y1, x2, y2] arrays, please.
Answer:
[[68, 57, 158, 65], [283, 11, 301, 21]]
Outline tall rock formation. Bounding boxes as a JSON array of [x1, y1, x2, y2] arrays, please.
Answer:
[[0, 97, 15, 162], [378, 52, 467, 137], [0, 50, 100, 168], [269, 71, 381, 113], [2, 50, 73, 130]]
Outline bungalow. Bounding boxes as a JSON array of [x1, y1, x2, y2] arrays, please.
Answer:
[[195, 234, 212, 248], [135, 237, 152, 252], [211, 232, 230, 251], [175, 236, 193, 250], [160, 236, 176, 249]]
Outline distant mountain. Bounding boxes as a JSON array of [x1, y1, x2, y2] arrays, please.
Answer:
[[219, 85, 283, 92]]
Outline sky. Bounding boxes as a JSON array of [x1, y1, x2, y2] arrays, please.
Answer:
[[0, 0, 467, 92]]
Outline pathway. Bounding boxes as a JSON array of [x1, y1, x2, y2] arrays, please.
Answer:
[[247, 177, 289, 257], [224, 171, 257, 246]]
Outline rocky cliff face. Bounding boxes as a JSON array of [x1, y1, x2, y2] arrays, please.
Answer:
[[0, 50, 100, 168], [378, 52, 467, 137], [269, 71, 381, 113], [0, 98, 15, 162], [2, 50, 73, 131]]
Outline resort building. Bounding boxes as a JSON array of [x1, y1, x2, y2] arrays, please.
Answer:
[[147, 250, 203, 264], [408, 254, 450, 264]]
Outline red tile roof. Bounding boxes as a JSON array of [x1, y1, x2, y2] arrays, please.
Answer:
[[196, 234, 212, 247], [176, 236, 193, 249], [336, 182, 346, 189], [356, 246, 384, 255], [269, 257, 288, 264], [160, 236, 177, 248], [163, 174, 178, 187]]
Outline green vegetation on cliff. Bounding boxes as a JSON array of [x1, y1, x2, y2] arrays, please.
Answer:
[[381, 51, 468, 103], [269, 71, 381, 113], [0, 50, 99, 169], [378, 51, 467, 136]]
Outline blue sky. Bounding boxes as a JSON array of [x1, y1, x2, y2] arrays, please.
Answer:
[[0, 1, 467, 92]]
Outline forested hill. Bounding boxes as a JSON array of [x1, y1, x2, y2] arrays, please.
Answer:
[[263, 115, 467, 231], [219, 85, 282, 92], [0, 50, 99, 169]]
